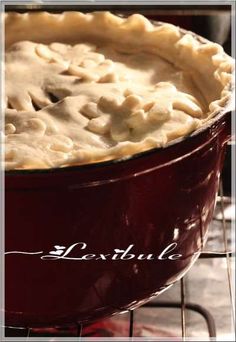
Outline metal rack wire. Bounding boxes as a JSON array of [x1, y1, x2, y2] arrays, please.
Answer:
[[4, 178, 234, 339], [128, 183, 234, 340]]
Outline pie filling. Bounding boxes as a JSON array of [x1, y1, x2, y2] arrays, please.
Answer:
[[4, 11, 234, 170]]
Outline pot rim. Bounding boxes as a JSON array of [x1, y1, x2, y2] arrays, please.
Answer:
[[4, 14, 234, 176]]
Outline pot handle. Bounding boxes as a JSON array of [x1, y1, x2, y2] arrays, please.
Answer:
[[221, 111, 233, 146]]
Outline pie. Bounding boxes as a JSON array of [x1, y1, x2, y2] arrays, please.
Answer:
[[4, 11, 234, 170]]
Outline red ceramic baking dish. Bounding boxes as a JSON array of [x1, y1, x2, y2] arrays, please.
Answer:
[[4, 16, 233, 328], [5, 109, 232, 328]]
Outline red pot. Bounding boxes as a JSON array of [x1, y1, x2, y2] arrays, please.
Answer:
[[5, 107, 231, 327]]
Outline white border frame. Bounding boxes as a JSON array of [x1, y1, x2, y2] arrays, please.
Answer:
[[0, 1, 235, 341]]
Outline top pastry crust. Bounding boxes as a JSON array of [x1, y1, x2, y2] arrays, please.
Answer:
[[4, 11, 234, 170]]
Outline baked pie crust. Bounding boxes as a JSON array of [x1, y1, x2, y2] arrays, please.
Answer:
[[4, 11, 234, 170]]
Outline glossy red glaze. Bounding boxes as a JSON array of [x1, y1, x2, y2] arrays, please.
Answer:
[[5, 111, 231, 327]]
